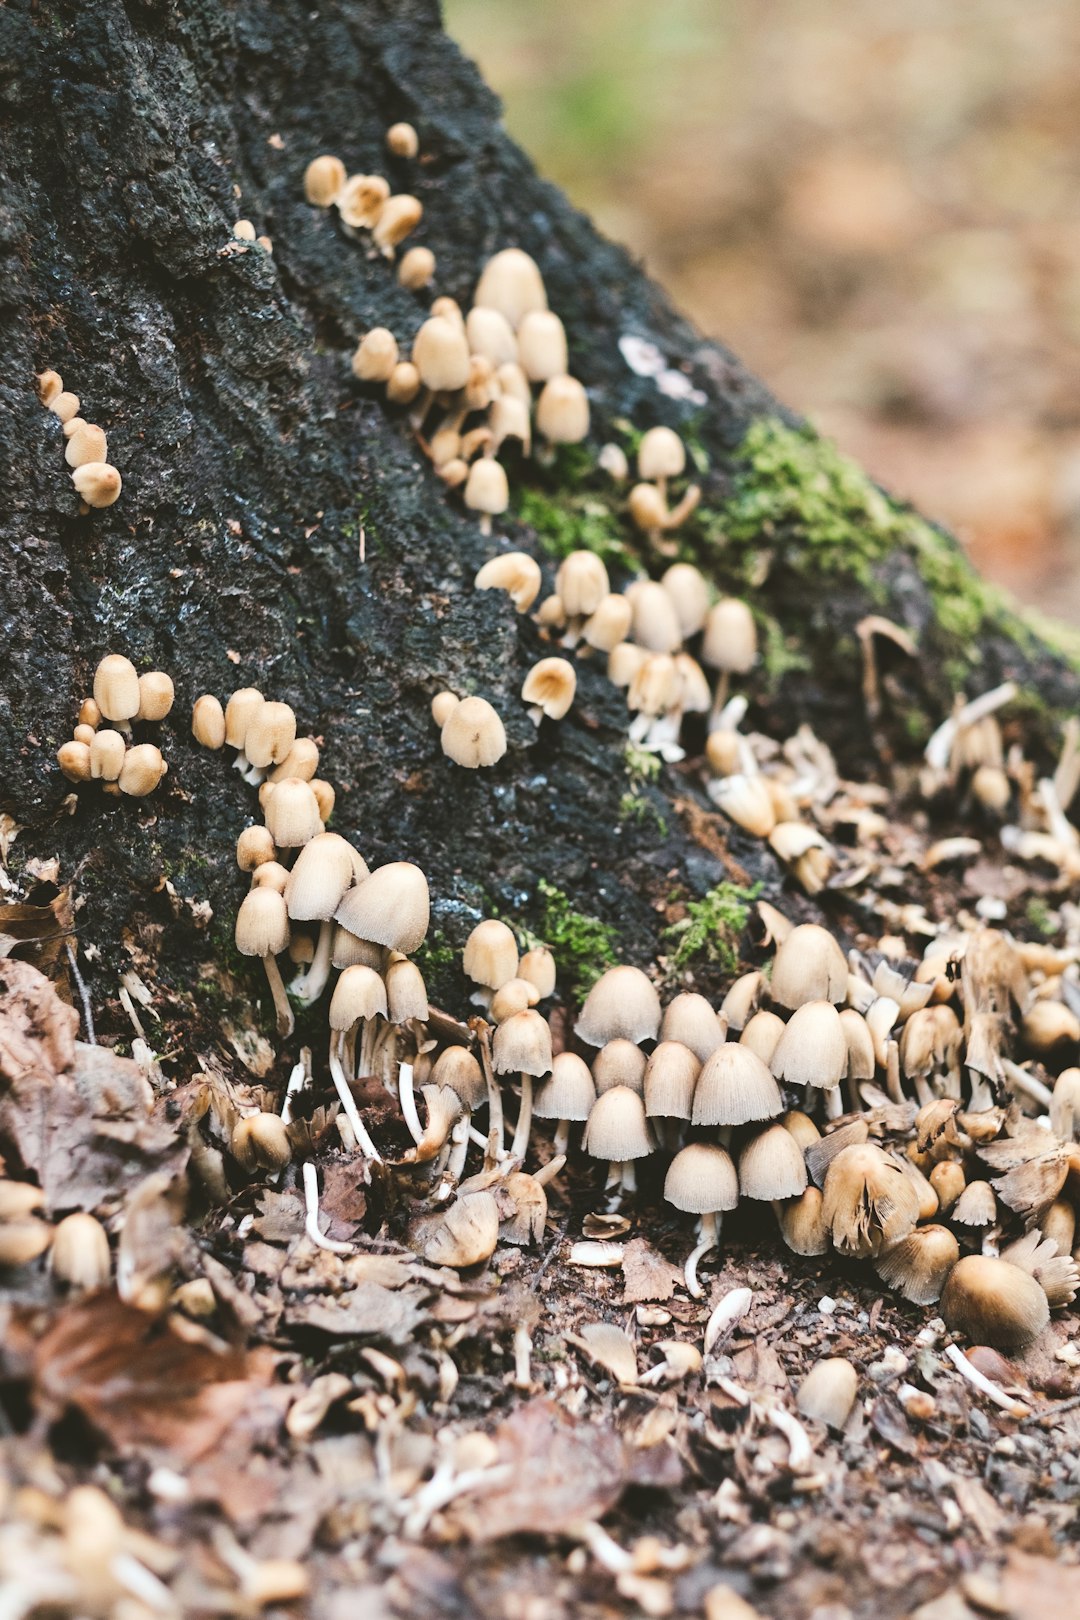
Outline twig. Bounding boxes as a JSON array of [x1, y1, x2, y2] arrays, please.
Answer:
[[66, 942, 95, 1044]]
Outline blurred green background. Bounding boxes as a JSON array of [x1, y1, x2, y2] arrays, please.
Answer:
[[446, 0, 1080, 619]]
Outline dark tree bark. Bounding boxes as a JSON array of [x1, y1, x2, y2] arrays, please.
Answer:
[[1, 0, 1076, 1020]]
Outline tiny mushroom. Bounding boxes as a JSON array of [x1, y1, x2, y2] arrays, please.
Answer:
[[386, 121, 419, 159], [532, 1051, 596, 1156], [474, 552, 542, 613], [583, 1084, 655, 1201], [521, 657, 576, 723], [665, 1142, 738, 1297], [303, 154, 346, 206], [440, 695, 507, 768], [235, 885, 294, 1038], [493, 1008, 553, 1161]]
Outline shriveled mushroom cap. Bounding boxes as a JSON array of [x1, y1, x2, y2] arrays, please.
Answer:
[[473, 248, 548, 329], [739, 1009, 786, 1067], [692, 1043, 782, 1128], [463, 919, 518, 989], [821, 1143, 920, 1258], [492, 1009, 552, 1077], [236, 886, 289, 958], [583, 1084, 654, 1162], [660, 992, 725, 1062], [285, 832, 359, 921], [518, 946, 556, 1000], [592, 1038, 647, 1095], [386, 958, 429, 1024], [556, 551, 609, 619], [430, 1046, 486, 1109], [440, 695, 507, 768], [576, 965, 661, 1047], [701, 598, 757, 673], [770, 1000, 847, 1091], [93, 655, 140, 723], [664, 1142, 737, 1215], [413, 315, 470, 392], [644, 1041, 701, 1120], [522, 657, 576, 720], [329, 964, 387, 1030], [940, 1254, 1049, 1349], [263, 777, 322, 848], [335, 861, 430, 954], [876, 1224, 959, 1305], [638, 426, 686, 482], [532, 1052, 596, 1121], [770, 924, 848, 1010], [738, 1124, 808, 1200]]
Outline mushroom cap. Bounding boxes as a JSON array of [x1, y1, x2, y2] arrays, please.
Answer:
[[331, 925, 386, 972], [522, 657, 576, 720], [337, 172, 390, 228], [440, 695, 507, 769], [65, 423, 108, 468], [692, 1043, 782, 1128], [386, 958, 429, 1024], [473, 248, 548, 330], [701, 598, 757, 673], [708, 772, 775, 837], [464, 457, 509, 516], [489, 977, 538, 1022], [556, 551, 609, 619], [664, 1142, 738, 1214], [303, 153, 346, 206], [236, 825, 276, 871], [285, 832, 361, 922], [583, 594, 634, 653], [224, 687, 264, 749], [132, 671, 173, 723], [839, 1007, 876, 1081], [780, 1108, 821, 1150], [739, 1009, 787, 1067], [777, 1186, 830, 1256], [118, 744, 166, 796], [770, 1000, 847, 1090], [251, 861, 289, 894], [661, 562, 711, 637], [952, 1179, 997, 1228], [244, 701, 298, 769], [876, 1224, 959, 1305], [57, 741, 92, 782], [941, 1254, 1050, 1348], [93, 655, 140, 723], [89, 729, 126, 781], [535, 374, 589, 445], [352, 327, 399, 382], [516, 310, 568, 381], [236, 886, 289, 958], [474, 551, 541, 613], [738, 1124, 808, 1200], [607, 641, 647, 688], [576, 965, 661, 1047], [269, 737, 320, 784], [582, 1084, 654, 1162], [629, 580, 682, 654], [720, 971, 766, 1031], [638, 426, 686, 481], [463, 919, 519, 989], [72, 462, 122, 508], [335, 861, 430, 954], [660, 992, 725, 1062], [50, 1211, 111, 1289], [1051, 1066, 1080, 1140], [465, 305, 518, 366], [532, 1052, 596, 1121], [821, 1143, 920, 1258], [329, 964, 387, 1030], [430, 1046, 486, 1109], [770, 924, 848, 1010], [413, 315, 470, 392], [518, 945, 557, 1000], [644, 1041, 701, 1120], [796, 1358, 857, 1428], [492, 1008, 552, 1077], [592, 1038, 647, 1095], [263, 777, 322, 848], [628, 482, 668, 534]]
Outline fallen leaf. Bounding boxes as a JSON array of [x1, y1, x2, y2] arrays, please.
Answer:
[[283, 1282, 429, 1343], [1000, 1550, 1080, 1617], [621, 1236, 683, 1303], [569, 1321, 639, 1385]]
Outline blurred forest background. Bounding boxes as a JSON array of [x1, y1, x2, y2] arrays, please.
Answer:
[[446, 0, 1080, 621]]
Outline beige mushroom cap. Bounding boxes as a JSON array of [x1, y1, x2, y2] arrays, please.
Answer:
[[738, 1124, 808, 1200], [492, 1008, 553, 1077], [463, 918, 519, 989], [638, 426, 686, 482], [335, 861, 430, 955], [583, 1084, 654, 1161], [413, 315, 470, 392], [522, 657, 576, 720], [576, 964, 661, 1047], [440, 695, 507, 769], [770, 924, 848, 1010], [770, 1000, 847, 1091], [665, 1142, 738, 1215], [329, 963, 388, 1030], [93, 654, 140, 723], [941, 1254, 1050, 1349], [660, 992, 725, 1062], [692, 1043, 782, 1128], [535, 374, 589, 445], [644, 1041, 701, 1121], [532, 1052, 596, 1121], [473, 248, 549, 330], [821, 1142, 920, 1258], [285, 832, 361, 922], [236, 886, 290, 958], [263, 777, 322, 848]]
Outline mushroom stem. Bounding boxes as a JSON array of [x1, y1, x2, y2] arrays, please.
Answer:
[[290, 919, 335, 1006], [913, 1074, 934, 1108], [510, 1072, 534, 1161], [708, 671, 732, 731], [513, 1322, 533, 1389], [885, 1040, 905, 1105], [605, 1160, 623, 1193], [476, 1023, 505, 1157], [303, 1161, 353, 1255], [446, 1114, 471, 1181], [1001, 1058, 1053, 1110], [533, 1152, 567, 1189], [262, 952, 294, 1038], [280, 1050, 310, 1124], [824, 1085, 843, 1120], [685, 1209, 721, 1299], [553, 1118, 571, 1157], [328, 1033, 382, 1160], [398, 1061, 425, 1144], [620, 1160, 638, 1196]]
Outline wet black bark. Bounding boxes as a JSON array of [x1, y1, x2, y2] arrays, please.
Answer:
[[0, 0, 1075, 1031]]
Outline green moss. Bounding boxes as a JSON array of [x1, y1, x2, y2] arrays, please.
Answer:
[[662, 881, 759, 975], [624, 741, 662, 785], [618, 790, 668, 836], [1025, 897, 1057, 939], [518, 878, 620, 1001], [515, 486, 630, 568], [415, 928, 458, 978], [758, 613, 811, 688]]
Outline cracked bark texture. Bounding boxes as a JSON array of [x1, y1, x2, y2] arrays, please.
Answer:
[[1, 0, 1076, 1026]]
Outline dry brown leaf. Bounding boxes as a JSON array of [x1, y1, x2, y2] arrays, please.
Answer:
[[621, 1236, 683, 1303], [0, 891, 75, 975], [283, 1281, 429, 1343], [1000, 1550, 1080, 1617]]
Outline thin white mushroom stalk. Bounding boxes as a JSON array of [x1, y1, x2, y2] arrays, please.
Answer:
[[289, 918, 335, 1005], [303, 1161, 353, 1255], [684, 1209, 723, 1300], [328, 1028, 382, 1161], [476, 1022, 506, 1162], [262, 950, 294, 1039], [510, 1072, 534, 1161]]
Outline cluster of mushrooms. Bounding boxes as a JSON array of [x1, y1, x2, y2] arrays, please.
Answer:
[[55, 655, 172, 796], [303, 127, 425, 265], [36, 369, 122, 510]]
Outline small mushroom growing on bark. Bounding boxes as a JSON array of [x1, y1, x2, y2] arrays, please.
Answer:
[[532, 1052, 595, 1157], [235, 886, 294, 1038]]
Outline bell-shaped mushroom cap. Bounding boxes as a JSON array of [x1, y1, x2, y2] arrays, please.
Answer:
[[660, 992, 725, 1062], [518, 946, 557, 1000], [522, 657, 576, 720], [536, 375, 589, 445], [532, 1052, 596, 1121], [693, 1044, 782, 1128], [474, 551, 542, 613], [236, 825, 275, 871], [941, 1254, 1050, 1349], [592, 1039, 647, 1095], [441, 695, 507, 768], [331, 926, 386, 971], [739, 1009, 786, 1067], [89, 730, 125, 781], [224, 687, 264, 749], [136, 670, 174, 722], [661, 562, 711, 638], [244, 701, 298, 770], [473, 248, 548, 329], [770, 1000, 847, 1091], [556, 551, 609, 619], [263, 777, 323, 848], [386, 958, 429, 1024], [665, 1142, 738, 1215], [251, 861, 289, 894], [285, 832, 358, 921], [329, 964, 388, 1030], [777, 1186, 829, 1256], [463, 919, 518, 989], [583, 1084, 654, 1162], [796, 1358, 858, 1429], [413, 315, 470, 392], [720, 971, 766, 1031], [607, 641, 648, 688], [236, 887, 289, 958], [876, 1224, 959, 1306], [821, 1143, 920, 1258], [576, 965, 661, 1047], [628, 482, 667, 535], [770, 924, 848, 1011], [738, 1125, 808, 1200], [644, 1041, 701, 1120], [839, 1007, 876, 1081], [638, 426, 686, 483], [1050, 1066, 1080, 1141], [303, 153, 346, 206], [517, 309, 568, 381], [629, 580, 682, 654], [464, 457, 509, 518], [73, 462, 122, 508], [583, 594, 634, 653], [781, 1108, 821, 1150], [335, 861, 430, 955], [93, 655, 140, 723], [701, 598, 758, 673], [489, 977, 538, 1022], [466, 305, 518, 365], [492, 1008, 552, 1077], [430, 1046, 486, 1109], [952, 1179, 997, 1229], [118, 745, 167, 797]]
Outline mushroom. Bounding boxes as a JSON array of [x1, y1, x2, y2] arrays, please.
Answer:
[[72, 462, 122, 509], [659, 992, 725, 1061], [929, 1159, 966, 1215], [738, 1124, 809, 1203], [232, 1113, 292, 1173], [661, 562, 711, 638], [776, 1186, 829, 1255], [118, 744, 167, 797], [235, 886, 294, 1038], [583, 1084, 655, 1202], [556, 551, 609, 624], [592, 1039, 647, 1095], [517, 310, 567, 381], [876, 1225, 959, 1304], [535, 375, 589, 449], [263, 777, 323, 848], [412, 314, 470, 422], [467, 306, 519, 366], [720, 970, 766, 1031], [582, 594, 634, 653], [576, 965, 661, 1047], [303, 154, 346, 206], [50, 1213, 111, 1290], [37, 369, 64, 406], [440, 695, 507, 768], [335, 861, 430, 955], [327, 966, 386, 1159], [493, 1009, 552, 1161], [770, 924, 848, 1011], [489, 978, 538, 1022], [384, 957, 430, 1112], [93, 655, 140, 729], [665, 1142, 738, 1297], [236, 825, 276, 871], [463, 458, 509, 536], [269, 737, 320, 783], [701, 598, 757, 723], [770, 1000, 848, 1119], [403, 1084, 465, 1166], [233, 219, 257, 241], [474, 552, 542, 613], [463, 918, 519, 994], [65, 423, 108, 468], [89, 729, 126, 782], [431, 1046, 488, 1179], [739, 1009, 786, 1067], [386, 121, 419, 159], [518, 946, 556, 1000], [352, 328, 399, 383], [1000, 1229, 1079, 1308], [692, 1044, 782, 1141], [627, 579, 682, 655], [387, 361, 421, 405], [473, 249, 548, 329], [796, 1358, 858, 1429], [57, 741, 92, 782], [940, 1254, 1050, 1348], [190, 694, 225, 749], [532, 1052, 596, 1156], [821, 1143, 920, 1258], [522, 657, 576, 723], [244, 701, 297, 779], [337, 173, 390, 229], [643, 1041, 700, 1149], [50, 391, 80, 422], [1051, 1067, 1080, 1140], [952, 1178, 997, 1232], [285, 833, 366, 1005]]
